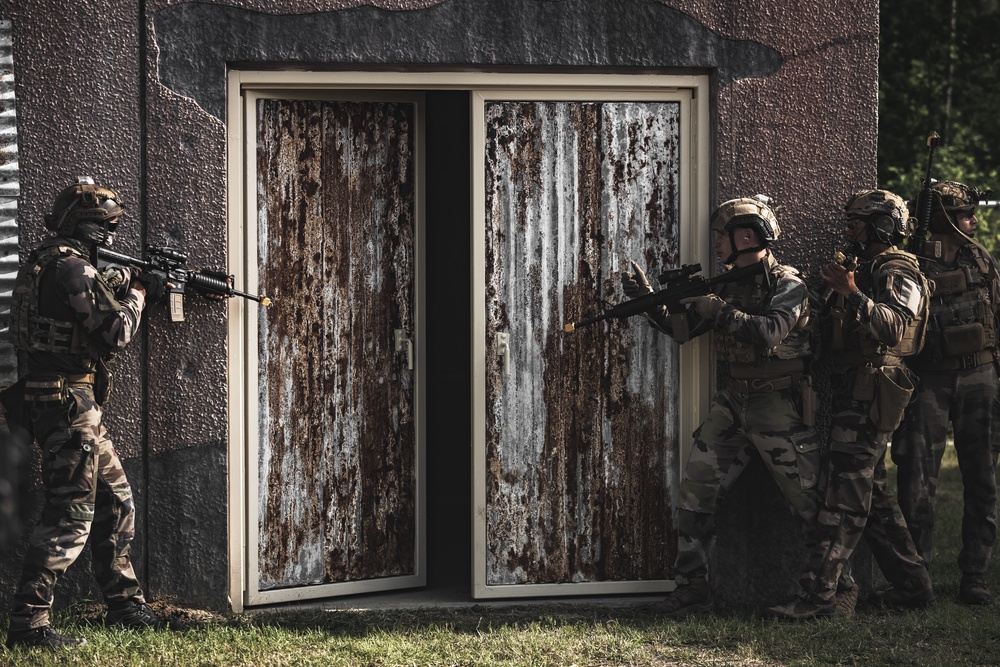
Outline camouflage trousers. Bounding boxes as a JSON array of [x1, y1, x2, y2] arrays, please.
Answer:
[[891, 364, 998, 573], [800, 380, 929, 603], [8, 381, 144, 631], [673, 385, 820, 585]]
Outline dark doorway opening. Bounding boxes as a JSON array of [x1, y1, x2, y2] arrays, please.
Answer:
[[424, 90, 473, 595]]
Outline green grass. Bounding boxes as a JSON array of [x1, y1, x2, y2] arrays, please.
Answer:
[[2, 447, 997, 667]]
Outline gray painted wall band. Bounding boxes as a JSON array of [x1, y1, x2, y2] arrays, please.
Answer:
[[153, 0, 781, 120]]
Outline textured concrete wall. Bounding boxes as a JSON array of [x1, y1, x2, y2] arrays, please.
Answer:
[[0, 0, 878, 611]]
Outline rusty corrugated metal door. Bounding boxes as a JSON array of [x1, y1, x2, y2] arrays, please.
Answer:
[[477, 96, 683, 595], [251, 94, 422, 601]]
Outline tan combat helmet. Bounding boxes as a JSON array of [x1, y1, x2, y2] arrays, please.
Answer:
[[844, 189, 911, 246], [709, 195, 779, 264], [928, 180, 984, 235]]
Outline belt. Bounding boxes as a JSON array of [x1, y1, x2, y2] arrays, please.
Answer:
[[729, 358, 805, 380], [908, 349, 994, 371], [24, 373, 95, 389], [729, 375, 795, 397]]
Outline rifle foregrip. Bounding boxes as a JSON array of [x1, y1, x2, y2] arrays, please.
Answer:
[[188, 270, 231, 296]]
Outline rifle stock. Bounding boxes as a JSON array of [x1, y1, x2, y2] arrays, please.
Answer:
[[564, 260, 766, 333]]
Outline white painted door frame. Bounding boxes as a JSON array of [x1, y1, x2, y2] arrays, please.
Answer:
[[226, 70, 710, 611]]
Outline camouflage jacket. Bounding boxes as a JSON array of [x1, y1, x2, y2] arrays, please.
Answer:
[[14, 236, 145, 376], [831, 247, 927, 365], [669, 252, 812, 367], [714, 252, 812, 363]]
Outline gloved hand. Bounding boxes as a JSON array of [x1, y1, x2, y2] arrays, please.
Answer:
[[680, 294, 725, 320], [134, 271, 168, 303], [100, 265, 134, 291], [621, 260, 654, 298]]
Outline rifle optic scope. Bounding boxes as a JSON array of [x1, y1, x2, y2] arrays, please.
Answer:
[[657, 263, 702, 285]]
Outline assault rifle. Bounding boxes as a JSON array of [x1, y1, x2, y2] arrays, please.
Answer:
[[907, 131, 941, 253], [563, 260, 766, 332], [97, 245, 271, 322]]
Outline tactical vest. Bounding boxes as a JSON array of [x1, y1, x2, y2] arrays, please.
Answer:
[[712, 259, 812, 368], [915, 247, 997, 364], [833, 248, 929, 360], [10, 243, 93, 356]]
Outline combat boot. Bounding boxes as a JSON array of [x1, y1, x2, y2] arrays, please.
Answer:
[[5, 625, 86, 649], [105, 600, 166, 630], [874, 577, 935, 608], [959, 574, 992, 605], [835, 583, 859, 616], [648, 578, 712, 616], [767, 595, 836, 620]]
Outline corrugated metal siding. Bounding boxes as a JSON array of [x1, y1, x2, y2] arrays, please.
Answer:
[[0, 20, 18, 388], [484, 101, 680, 585], [256, 99, 416, 590]]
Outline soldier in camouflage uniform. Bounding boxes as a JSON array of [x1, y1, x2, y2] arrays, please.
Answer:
[[623, 196, 821, 615], [770, 189, 934, 620], [4, 179, 168, 649], [892, 180, 999, 605]]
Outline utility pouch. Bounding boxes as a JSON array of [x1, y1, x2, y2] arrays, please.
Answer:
[[23, 376, 66, 404], [869, 365, 916, 432], [94, 360, 113, 406], [830, 302, 846, 351], [931, 269, 968, 295], [800, 375, 817, 427], [941, 322, 987, 357], [851, 365, 878, 402], [668, 312, 692, 342]]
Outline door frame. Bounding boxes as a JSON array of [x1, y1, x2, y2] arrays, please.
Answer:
[[226, 70, 710, 611]]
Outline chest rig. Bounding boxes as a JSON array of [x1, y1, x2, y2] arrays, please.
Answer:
[[713, 260, 811, 367], [10, 242, 93, 356], [831, 249, 928, 361], [915, 247, 996, 367]]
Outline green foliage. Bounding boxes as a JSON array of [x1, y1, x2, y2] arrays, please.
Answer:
[[879, 0, 1000, 253]]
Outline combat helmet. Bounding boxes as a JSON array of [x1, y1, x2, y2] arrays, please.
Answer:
[[844, 188, 911, 247], [710, 195, 779, 263], [44, 177, 124, 246], [928, 180, 985, 235]]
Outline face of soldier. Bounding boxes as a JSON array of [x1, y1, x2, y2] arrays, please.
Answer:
[[845, 216, 883, 259], [954, 211, 978, 238], [714, 226, 761, 266], [712, 229, 733, 264], [75, 219, 118, 248]]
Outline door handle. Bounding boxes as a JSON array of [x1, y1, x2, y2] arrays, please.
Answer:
[[496, 332, 510, 376], [394, 329, 413, 370]]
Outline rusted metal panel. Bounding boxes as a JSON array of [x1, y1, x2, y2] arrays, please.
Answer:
[[484, 101, 680, 585], [256, 98, 416, 590]]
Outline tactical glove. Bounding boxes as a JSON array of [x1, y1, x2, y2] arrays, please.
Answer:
[[135, 271, 168, 303], [680, 294, 725, 320], [100, 265, 134, 291], [622, 260, 654, 298]]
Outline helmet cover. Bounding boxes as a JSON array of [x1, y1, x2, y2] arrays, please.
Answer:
[[844, 189, 911, 245], [45, 177, 124, 236], [710, 195, 780, 243]]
